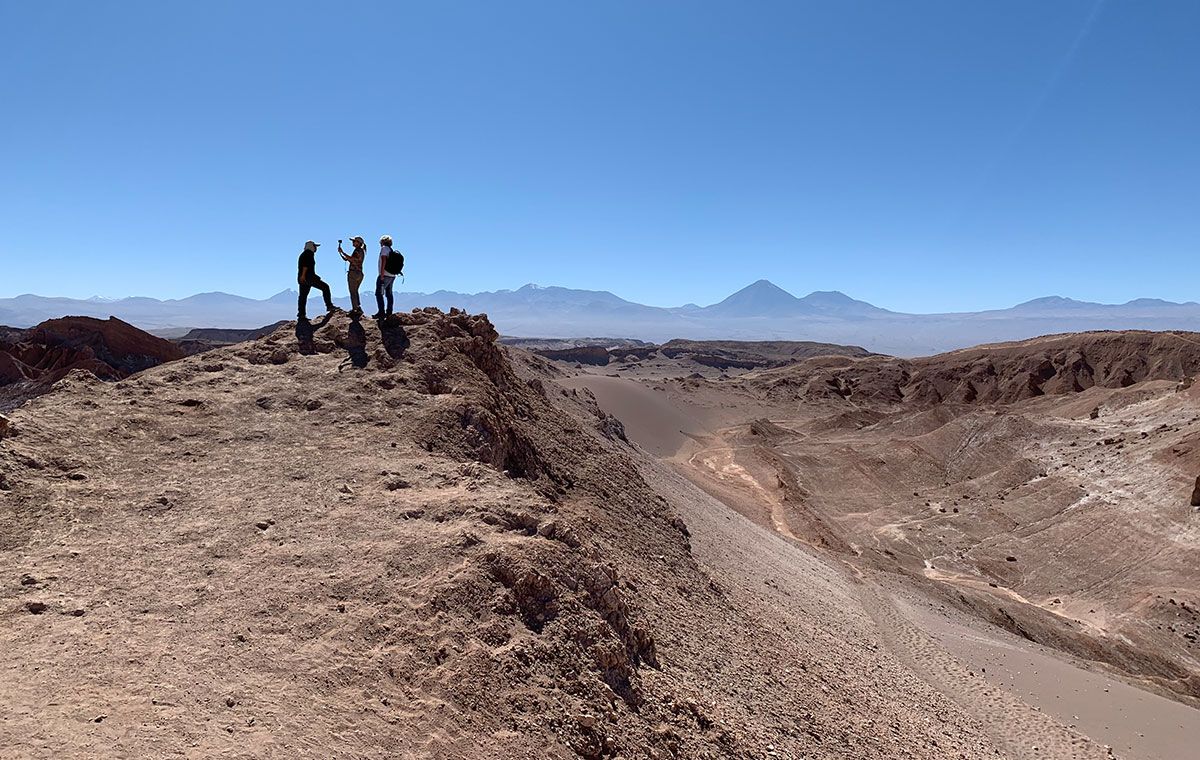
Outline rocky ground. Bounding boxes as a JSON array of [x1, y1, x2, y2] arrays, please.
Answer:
[[555, 330, 1200, 758], [718, 331, 1200, 705], [0, 309, 1083, 759]]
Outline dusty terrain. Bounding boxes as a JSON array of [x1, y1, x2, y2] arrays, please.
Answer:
[[499, 337, 653, 352], [4, 316, 1196, 758], [0, 309, 1091, 759], [559, 330, 1200, 759]]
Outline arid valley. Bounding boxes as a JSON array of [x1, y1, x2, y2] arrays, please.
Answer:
[[2, 313, 1199, 758], [7, 3, 1200, 757]]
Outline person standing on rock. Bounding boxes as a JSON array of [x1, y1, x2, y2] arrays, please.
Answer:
[[339, 236, 367, 317], [297, 240, 336, 322], [372, 234, 404, 320]]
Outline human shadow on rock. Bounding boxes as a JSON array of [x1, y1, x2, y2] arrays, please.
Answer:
[[295, 313, 332, 355], [339, 315, 370, 370], [379, 317, 410, 360]]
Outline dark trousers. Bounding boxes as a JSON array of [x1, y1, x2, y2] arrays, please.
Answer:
[[375, 275, 395, 316], [298, 275, 333, 319]]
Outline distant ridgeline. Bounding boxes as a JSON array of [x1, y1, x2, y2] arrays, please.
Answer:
[[4, 282, 1200, 356]]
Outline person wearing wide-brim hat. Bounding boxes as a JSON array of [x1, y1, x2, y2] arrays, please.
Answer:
[[296, 240, 335, 321], [339, 235, 367, 316]]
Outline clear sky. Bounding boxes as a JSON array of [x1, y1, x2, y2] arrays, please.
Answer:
[[1, 1, 1197, 311]]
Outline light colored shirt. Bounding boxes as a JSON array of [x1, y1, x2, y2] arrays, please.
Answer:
[[379, 244, 396, 278]]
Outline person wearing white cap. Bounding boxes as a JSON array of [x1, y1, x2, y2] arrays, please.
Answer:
[[297, 240, 335, 321], [372, 234, 403, 320]]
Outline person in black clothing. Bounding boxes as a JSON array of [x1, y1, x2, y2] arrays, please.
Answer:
[[297, 240, 335, 321]]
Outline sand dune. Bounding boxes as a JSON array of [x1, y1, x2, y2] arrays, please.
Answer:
[[558, 375, 710, 457]]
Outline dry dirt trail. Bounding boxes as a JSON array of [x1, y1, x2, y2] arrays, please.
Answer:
[[685, 438, 802, 542]]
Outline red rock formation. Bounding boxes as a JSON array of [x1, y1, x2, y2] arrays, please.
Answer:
[[751, 331, 1200, 407], [0, 316, 184, 407]]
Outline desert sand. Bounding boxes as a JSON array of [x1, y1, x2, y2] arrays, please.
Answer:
[[898, 595, 1200, 760]]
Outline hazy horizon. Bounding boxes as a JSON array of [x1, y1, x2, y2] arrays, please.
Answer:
[[5, 278, 1200, 316], [3, 2, 1198, 312]]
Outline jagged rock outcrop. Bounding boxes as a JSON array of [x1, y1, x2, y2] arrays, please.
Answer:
[[750, 331, 1200, 407], [0, 316, 184, 409], [26, 316, 185, 374], [531, 345, 611, 366]]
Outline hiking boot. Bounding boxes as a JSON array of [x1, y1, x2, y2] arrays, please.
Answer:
[[371, 312, 384, 320]]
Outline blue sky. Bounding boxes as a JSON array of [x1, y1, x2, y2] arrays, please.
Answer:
[[1, 1, 1197, 311]]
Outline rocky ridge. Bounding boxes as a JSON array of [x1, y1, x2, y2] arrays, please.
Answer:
[[0, 309, 1021, 758], [747, 330, 1200, 406], [684, 329, 1200, 705], [532, 338, 871, 370]]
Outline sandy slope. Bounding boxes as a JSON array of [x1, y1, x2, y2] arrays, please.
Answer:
[[635, 458, 1106, 760], [898, 597, 1200, 760], [0, 309, 1056, 759], [557, 376, 708, 458], [563, 361, 1200, 760]]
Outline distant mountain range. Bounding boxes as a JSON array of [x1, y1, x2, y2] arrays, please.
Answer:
[[4, 279, 1200, 356]]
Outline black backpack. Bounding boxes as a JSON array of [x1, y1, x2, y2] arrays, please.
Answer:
[[385, 249, 405, 276]]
